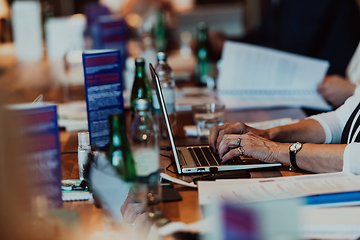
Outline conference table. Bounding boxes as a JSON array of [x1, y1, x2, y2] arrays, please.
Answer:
[[61, 105, 308, 238], [0, 43, 310, 238]]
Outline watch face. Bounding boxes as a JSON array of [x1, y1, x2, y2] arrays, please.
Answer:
[[290, 142, 302, 151]]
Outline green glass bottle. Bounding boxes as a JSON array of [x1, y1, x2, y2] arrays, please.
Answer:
[[196, 22, 215, 88], [154, 9, 167, 52], [107, 113, 136, 182], [130, 58, 153, 119], [130, 99, 162, 218]]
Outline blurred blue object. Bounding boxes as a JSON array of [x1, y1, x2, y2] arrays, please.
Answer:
[[202, 198, 302, 240]]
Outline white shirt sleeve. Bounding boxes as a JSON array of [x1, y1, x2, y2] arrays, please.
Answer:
[[343, 142, 360, 174], [347, 41, 360, 85], [308, 86, 360, 143]]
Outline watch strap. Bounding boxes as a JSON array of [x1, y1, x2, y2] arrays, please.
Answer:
[[289, 150, 299, 171], [289, 142, 302, 172]]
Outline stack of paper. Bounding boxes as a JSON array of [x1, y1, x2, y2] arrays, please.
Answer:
[[198, 172, 360, 206], [217, 41, 332, 111]]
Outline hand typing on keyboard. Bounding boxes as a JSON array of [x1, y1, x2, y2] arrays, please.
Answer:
[[218, 132, 284, 164], [208, 122, 286, 165], [208, 122, 270, 152], [207, 110, 346, 174]]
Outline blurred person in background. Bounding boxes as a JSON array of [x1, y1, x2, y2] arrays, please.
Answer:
[[206, 0, 360, 166], [0, 89, 34, 240], [318, 42, 360, 108], [0, 0, 10, 42], [0, 90, 81, 240], [110, 0, 177, 45], [209, 0, 360, 73], [208, 0, 360, 109], [240, 0, 360, 76]]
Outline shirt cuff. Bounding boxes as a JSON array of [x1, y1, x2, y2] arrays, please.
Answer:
[[343, 143, 360, 174]]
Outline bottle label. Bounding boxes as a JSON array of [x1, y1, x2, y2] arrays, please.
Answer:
[[112, 150, 123, 167], [162, 88, 174, 103], [78, 147, 91, 180], [133, 148, 159, 177], [153, 88, 175, 114]]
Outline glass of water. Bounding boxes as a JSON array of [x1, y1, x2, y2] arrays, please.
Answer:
[[78, 132, 90, 180], [192, 103, 225, 140]]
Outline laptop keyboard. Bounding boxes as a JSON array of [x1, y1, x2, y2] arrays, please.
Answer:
[[188, 146, 243, 166]]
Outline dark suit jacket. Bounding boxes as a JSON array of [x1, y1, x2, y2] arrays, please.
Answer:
[[245, 0, 360, 76]]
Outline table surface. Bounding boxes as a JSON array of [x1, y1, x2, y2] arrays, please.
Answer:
[[61, 107, 307, 238]]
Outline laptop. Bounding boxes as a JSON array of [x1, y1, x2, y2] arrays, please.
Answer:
[[149, 63, 282, 174]]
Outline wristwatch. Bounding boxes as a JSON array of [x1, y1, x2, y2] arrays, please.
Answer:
[[289, 142, 303, 171]]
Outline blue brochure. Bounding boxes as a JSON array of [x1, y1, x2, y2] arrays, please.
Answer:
[[91, 16, 127, 69], [9, 103, 62, 208], [82, 49, 125, 149], [306, 190, 360, 207]]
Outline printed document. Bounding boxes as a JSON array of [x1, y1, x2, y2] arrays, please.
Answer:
[[217, 41, 332, 111], [198, 172, 360, 205]]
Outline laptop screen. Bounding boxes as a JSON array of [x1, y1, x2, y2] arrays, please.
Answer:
[[149, 63, 182, 174]]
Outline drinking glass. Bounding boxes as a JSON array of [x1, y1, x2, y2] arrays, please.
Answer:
[[192, 103, 225, 140]]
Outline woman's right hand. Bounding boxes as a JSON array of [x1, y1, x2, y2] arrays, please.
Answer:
[[208, 122, 268, 152]]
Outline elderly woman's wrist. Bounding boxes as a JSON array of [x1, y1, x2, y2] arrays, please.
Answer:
[[275, 143, 292, 165], [262, 128, 276, 141]]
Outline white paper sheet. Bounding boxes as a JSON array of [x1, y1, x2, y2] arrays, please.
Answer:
[[45, 16, 86, 60], [300, 206, 360, 239], [217, 41, 332, 111], [12, 1, 43, 61], [198, 172, 360, 205], [57, 101, 88, 131], [160, 173, 197, 188]]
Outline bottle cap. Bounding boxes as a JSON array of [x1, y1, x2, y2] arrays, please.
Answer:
[[135, 58, 145, 65], [157, 52, 167, 61], [78, 132, 90, 146], [197, 21, 208, 30], [135, 99, 151, 111]]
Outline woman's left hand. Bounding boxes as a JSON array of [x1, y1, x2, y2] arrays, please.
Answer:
[[317, 75, 356, 108], [218, 133, 286, 164]]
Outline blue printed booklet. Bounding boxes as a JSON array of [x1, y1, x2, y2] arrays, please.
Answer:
[[8, 102, 62, 209], [91, 16, 127, 69], [82, 49, 125, 149]]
